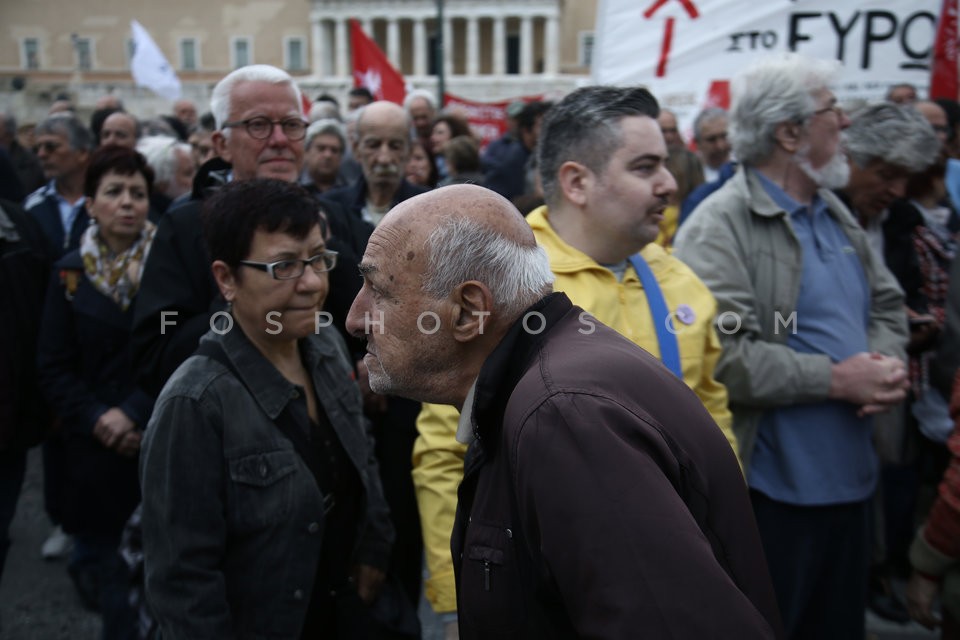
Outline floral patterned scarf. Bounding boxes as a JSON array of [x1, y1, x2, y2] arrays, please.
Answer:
[[80, 221, 157, 310]]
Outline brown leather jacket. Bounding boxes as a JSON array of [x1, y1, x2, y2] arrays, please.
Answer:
[[452, 293, 783, 639]]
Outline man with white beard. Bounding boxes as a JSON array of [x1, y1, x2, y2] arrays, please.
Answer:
[[674, 54, 910, 640]]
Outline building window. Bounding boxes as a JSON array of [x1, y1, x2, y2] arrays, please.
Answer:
[[181, 38, 198, 71], [22, 38, 40, 70], [506, 35, 520, 74], [579, 31, 595, 67], [232, 37, 251, 68], [73, 36, 92, 70], [285, 37, 305, 71]]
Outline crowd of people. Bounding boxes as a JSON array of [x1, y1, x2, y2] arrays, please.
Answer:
[[1, 53, 960, 640]]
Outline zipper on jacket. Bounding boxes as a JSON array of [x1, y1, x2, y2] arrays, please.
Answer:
[[483, 560, 491, 591]]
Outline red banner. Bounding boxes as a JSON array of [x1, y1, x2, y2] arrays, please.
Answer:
[[350, 19, 406, 104], [443, 93, 543, 150], [931, 0, 959, 100]]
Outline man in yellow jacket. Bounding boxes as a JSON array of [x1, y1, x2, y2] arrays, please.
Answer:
[[412, 86, 737, 635]]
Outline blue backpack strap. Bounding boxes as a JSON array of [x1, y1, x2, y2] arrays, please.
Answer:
[[627, 253, 682, 378]]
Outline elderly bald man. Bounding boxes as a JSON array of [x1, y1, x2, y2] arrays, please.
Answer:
[[346, 184, 784, 640]]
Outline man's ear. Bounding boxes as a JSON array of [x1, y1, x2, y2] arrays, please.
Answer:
[[212, 131, 231, 164], [557, 160, 591, 207], [774, 121, 803, 154], [448, 281, 496, 342], [211, 260, 237, 303]]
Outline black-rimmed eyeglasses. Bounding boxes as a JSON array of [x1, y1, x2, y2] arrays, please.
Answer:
[[221, 116, 309, 141], [239, 251, 338, 280]]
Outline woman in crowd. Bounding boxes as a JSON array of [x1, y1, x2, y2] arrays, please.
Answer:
[[405, 138, 438, 189], [140, 179, 394, 639], [429, 113, 472, 181], [37, 145, 157, 638]]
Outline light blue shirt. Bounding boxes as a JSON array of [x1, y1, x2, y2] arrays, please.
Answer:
[[748, 170, 877, 506]]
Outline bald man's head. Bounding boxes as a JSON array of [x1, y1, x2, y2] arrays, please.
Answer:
[[356, 101, 412, 192], [346, 185, 553, 405]]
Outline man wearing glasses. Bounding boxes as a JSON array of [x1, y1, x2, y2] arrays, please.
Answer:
[[675, 54, 910, 639], [132, 64, 315, 397]]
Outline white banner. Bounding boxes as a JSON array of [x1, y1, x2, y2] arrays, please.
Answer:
[[130, 20, 181, 101], [593, 0, 938, 134]]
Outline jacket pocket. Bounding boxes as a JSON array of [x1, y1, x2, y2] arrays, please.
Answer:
[[460, 521, 525, 632], [226, 449, 297, 531]]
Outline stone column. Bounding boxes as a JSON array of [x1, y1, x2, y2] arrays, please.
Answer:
[[520, 15, 533, 75], [466, 15, 479, 76], [414, 18, 427, 76], [493, 15, 506, 75], [387, 17, 400, 68], [545, 14, 559, 75], [311, 19, 326, 77], [335, 17, 348, 77], [443, 16, 453, 76]]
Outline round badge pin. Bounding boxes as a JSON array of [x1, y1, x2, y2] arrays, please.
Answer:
[[675, 304, 695, 325]]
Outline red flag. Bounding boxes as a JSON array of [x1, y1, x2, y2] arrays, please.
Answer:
[[931, 0, 959, 100], [350, 19, 405, 104]]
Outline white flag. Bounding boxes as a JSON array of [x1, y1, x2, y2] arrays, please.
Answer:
[[130, 20, 181, 101]]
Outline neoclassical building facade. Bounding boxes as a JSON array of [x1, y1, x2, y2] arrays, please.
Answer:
[[0, 0, 597, 121]]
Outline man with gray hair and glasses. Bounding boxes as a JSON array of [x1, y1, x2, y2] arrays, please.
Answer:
[[24, 114, 95, 261], [675, 53, 910, 639]]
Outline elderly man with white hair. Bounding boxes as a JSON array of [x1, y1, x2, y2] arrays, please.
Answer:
[[136, 135, 197, 215], [675, 54, 910, 639]]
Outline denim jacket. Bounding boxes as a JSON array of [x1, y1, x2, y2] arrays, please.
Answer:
[[140, 321, 394, 639]]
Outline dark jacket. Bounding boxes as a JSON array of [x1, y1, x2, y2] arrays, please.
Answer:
[[0, 199, 50, 451], [8, 140, 45, 195], [24, 182, 90, 261], [481, 137, 530, 201], [141, 323, 394, 639], [453, 293, 784, 639], [37, 249, 153, 534]]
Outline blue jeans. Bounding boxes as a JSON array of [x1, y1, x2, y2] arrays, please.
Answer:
[[0, 448, 27, 581]]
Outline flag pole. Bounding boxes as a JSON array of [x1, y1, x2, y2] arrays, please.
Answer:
[[436, 0, 446, 108]]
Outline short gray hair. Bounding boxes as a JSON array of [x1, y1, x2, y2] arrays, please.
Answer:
[[210, 65, 301, 133], [422, 216, 554, 319], [403, 89, 437, 112], [305, 118, 346, 152], [136, 135, 193, 187], [35, 115, 94, 151], [730, 53, 840, 165], [693, 107, 728, 142], [844, 103, 937, 173]]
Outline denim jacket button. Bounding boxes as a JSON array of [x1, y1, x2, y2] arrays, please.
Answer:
[[293, 589, 304, 601], [307, 522, 320, 534], [259, 463, 268, 477]]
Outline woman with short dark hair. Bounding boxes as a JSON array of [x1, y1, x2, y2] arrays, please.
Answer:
[[37, 145, 158, 637], [140, 178, 394, 639]]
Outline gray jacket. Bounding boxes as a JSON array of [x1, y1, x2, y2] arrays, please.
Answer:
[[140, 322, 393, 639], [674, 167, 908, 471]]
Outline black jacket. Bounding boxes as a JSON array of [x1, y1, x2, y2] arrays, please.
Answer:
[[37, 249, 153, 534], [0, 199, 50, 451]]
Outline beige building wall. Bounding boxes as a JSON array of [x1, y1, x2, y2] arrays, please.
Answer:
[[0, 0, 595, 120]]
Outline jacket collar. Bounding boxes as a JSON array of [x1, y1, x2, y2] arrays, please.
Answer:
[[470, 292, 572, 448], [527, 204, 669, 279], [210, 321, 337, 420]]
